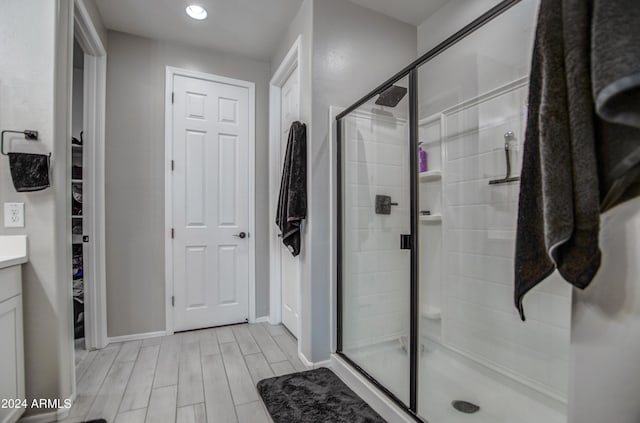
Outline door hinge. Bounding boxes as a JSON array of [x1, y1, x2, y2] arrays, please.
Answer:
[[171, 160, 175, 171], [171, 296, 175, 307], [171, 228, 175, 239], [171, 92, 175, 104]]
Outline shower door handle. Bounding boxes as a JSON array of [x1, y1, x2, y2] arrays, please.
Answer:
[[400, 234, 413, 250]]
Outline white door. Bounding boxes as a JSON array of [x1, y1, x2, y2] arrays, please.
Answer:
[[280, 69, 300, 337], [172, 73, 251, 332]]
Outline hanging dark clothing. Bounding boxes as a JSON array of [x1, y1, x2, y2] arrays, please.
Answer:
[[276, 121, 307, 257]]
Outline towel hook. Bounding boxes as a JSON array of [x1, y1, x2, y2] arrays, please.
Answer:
[[489, 131, 520, 185], [1, 129, 39, 156]]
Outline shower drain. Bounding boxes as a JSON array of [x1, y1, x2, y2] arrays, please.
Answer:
[[452, 400, 480, 414]]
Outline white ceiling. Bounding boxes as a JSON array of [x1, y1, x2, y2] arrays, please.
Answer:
[[95, 0, 450, 61], [95, 0, 303, 60], [348, 0, 451, 26]]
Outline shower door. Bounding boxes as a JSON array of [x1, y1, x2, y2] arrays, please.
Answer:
[[336, 2, 570, 422], [337, 75, 414, 407]]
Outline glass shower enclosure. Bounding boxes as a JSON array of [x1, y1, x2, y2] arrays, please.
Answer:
[[336, 1, 570, 422]]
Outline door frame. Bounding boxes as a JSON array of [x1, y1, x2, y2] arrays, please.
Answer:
[[73, 0, 108, 351], [268, 36, 302, 327], [164, 66, 256, 335]]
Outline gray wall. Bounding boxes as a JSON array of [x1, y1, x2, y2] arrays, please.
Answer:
[[417, 0, 503, 55], [0, 0, 75, 418], [308, 0, 416, 361], [105, 31, 271, 337]]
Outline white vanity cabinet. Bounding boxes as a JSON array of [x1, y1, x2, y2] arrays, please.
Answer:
[[0, 236, 27, 423]]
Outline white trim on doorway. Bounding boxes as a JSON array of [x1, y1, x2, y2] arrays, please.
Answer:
[[268, 36, 302, 327], [164, 66, 257, 335], [73, 0, 108, 352]]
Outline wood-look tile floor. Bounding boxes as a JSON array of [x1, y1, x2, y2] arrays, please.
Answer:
[[62, 323, 307, 423]]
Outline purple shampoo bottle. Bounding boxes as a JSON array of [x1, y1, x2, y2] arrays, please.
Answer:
[[419, 143, 428, 173]]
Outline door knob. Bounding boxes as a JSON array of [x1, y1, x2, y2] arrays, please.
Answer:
[[234, 232, 247, 239]]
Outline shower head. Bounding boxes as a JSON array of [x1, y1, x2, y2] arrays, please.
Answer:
[[375, 85, 407, 108]]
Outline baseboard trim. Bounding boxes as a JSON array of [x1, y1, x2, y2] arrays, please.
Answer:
[[329, 354, 414, 423], [107, 330, 166, 344], [298, 351, 332, 369], [17, 394, 74, 423], [253, 316, 269, 323]]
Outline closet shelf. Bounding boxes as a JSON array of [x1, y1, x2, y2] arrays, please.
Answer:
[[72, 215, 83, 219], [418, 170, 442, 182], [72, 235, 83, 244], [72, 179, 83, 183], [420, 306, 442, 321], [420, 214, 442, 223]]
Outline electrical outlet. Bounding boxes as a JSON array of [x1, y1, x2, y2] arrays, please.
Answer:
[[4, 203, 25, 228]]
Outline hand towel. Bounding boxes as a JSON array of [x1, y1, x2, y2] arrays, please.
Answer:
[[7, 152, 51, 192], [276, 121, 307, 256]]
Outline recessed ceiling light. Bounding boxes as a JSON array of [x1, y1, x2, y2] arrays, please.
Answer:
[[186, 5, 207, 20]]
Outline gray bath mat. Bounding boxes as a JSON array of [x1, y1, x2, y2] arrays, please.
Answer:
[[257, 367, 386, 423]]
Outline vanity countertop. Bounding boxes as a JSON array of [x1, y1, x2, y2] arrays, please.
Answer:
[[0, 235, 28, 269]]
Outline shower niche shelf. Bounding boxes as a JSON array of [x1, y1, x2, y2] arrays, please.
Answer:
[[420, 214, 442, 223], [418, 170, 442, 182], [420, 305, 442, 321]]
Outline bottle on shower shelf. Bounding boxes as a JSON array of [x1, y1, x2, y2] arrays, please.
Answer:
[[418, 142, 428, 173]]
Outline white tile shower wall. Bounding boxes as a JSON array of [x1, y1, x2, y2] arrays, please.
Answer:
[[441, 83, 571, 399], [343, 111, 410, 350]]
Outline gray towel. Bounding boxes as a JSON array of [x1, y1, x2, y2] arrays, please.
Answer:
[[515, 0, 640, 319], [276, 121, 307, 257], [592, 0, 640, 128], [515, 0, 602, 320], [592, 0, 640, 211]]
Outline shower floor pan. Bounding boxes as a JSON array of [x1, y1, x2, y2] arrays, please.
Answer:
[[345, 339, 566, 423]]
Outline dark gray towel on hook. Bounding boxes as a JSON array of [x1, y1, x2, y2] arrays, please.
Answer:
[[515, 0, 602, 320], [592, 0, 640, 128], [276, 121, 307, 257], [592, 0, 640, 211], [8, 152, 51, 192], [516, 0, 640, 319]]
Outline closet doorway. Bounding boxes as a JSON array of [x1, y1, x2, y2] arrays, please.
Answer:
[[71, 1, 109, 367], [71, 37, 87, 363]]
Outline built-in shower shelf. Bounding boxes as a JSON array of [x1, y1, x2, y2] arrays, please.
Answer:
[[418, 170, 442, 182], [421, 306, 442, 321], [420, 214, 442, 223]]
